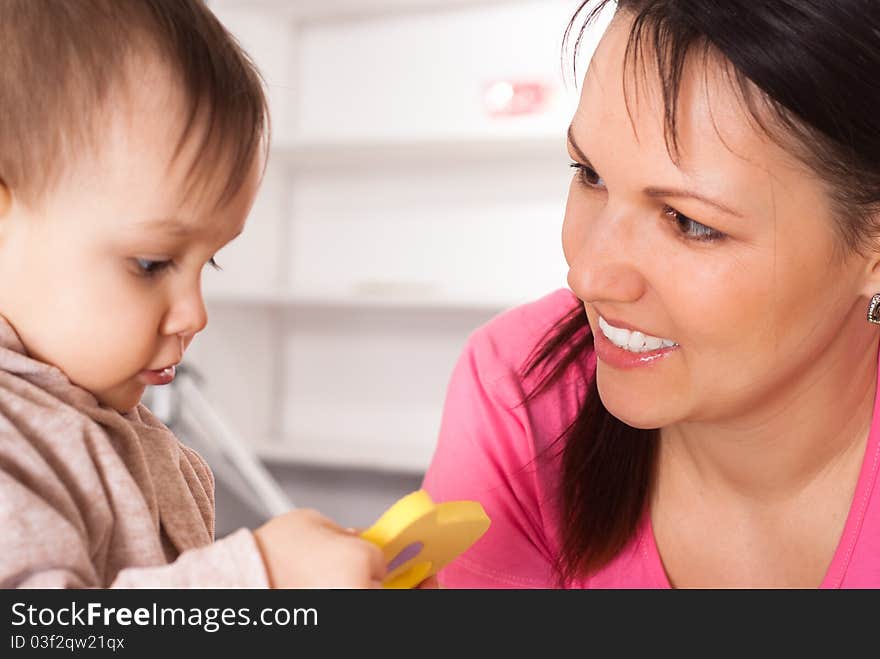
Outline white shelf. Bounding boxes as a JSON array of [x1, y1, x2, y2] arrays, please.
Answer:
[[200, 0, 578, 482], [211, 0, 522, 22], [204, 289, 526, 312], [270, 134, 567, 169], [253, 435, 432, 475]]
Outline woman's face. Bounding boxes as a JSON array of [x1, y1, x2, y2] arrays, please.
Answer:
[[563, 14, 879, 430]]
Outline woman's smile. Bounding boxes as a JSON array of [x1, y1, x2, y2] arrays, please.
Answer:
[[597, 315, 677, 352], [593, 316, 680, 369]]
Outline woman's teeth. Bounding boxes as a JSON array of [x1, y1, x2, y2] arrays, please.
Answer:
[[598, 316, 677, 353]]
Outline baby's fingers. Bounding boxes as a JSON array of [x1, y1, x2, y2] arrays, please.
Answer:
[[414, 575, 439, 589]]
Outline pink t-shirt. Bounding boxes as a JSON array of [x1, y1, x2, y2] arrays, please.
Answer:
[[422, 288, 880, 588]]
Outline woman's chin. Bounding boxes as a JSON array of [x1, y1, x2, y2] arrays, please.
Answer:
[[596, 380, 676, 431], [608, 411, 661, 431]]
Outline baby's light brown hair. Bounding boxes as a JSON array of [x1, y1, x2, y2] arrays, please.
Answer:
[[0, 0, 268, 208]]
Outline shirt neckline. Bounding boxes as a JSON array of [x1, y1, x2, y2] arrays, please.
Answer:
[[640, 344, 880, 589]]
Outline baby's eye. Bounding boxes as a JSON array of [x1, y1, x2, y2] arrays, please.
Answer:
[[134, 258, 173, 278], [570, 162, 605, 188]]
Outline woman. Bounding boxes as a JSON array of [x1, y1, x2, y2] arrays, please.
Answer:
[[422, 0, 880, 588]]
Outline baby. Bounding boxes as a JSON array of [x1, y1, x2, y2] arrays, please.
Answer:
[[0, 0, 386, 588]]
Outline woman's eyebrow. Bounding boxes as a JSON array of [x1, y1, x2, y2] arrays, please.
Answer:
[[566, 124, 745, 219], [567, 124, 591, 164], [642, 186, 744, 218]]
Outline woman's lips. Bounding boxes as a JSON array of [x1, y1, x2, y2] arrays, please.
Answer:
[[593, 323, 679, 369], [137, 365, 176, 386]]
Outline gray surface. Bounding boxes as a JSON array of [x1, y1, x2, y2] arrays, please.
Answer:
[[215, 463, 424, 538]]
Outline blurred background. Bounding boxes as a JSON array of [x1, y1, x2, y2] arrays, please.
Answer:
[[145, 0, 608, 538]]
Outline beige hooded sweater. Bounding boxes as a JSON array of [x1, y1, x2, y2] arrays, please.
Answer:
[[0, 316, 269, 588]]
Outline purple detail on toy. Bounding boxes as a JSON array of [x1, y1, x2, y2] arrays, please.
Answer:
[[387, 542, 424, 572]]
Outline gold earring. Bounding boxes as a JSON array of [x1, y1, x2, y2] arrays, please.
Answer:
[[868, 294, 880, 325]]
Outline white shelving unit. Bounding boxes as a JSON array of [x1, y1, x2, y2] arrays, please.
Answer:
[[205, 290, 521, 312], [270, 134, 567, 168], [188, 0, 607, 475], [213, 0, 529, 21]]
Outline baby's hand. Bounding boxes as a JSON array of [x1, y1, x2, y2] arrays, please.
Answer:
[[253, 508, 386, 588], [415, 575, 440, 589]]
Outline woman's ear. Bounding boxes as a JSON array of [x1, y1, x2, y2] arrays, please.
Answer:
[[859, 239, 880, 300]]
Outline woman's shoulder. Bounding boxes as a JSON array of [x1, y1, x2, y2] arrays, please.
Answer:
[[464, 287, 592, 390], [426, 290, 592, 586]]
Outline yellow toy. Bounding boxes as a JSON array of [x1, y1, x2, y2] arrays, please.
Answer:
[[360, 489, 490, 589]]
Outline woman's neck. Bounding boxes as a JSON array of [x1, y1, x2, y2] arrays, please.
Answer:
[[659, 330, 879, 504]]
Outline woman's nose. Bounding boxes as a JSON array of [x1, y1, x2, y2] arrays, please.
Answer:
[[565, 208, 647, 305], [567, 259, 646, 305]]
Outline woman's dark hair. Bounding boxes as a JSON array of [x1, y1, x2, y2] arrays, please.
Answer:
[[524, 0, 880, 584]]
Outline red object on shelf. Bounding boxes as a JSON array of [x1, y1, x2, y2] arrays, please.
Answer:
[[482, 79, 548, 117]]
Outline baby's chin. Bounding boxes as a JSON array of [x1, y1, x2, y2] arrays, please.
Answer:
[[92, 382, 147, 414]]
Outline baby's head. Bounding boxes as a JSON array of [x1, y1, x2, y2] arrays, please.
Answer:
[[0, 0, 268, 412]]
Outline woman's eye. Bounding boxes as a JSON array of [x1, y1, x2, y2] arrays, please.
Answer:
[[134, 258, 172, 278], [664, 207, 726, 243], [208, 257, 222, 271], [567, 160, 725, 244], [569, 162, 605, 188]]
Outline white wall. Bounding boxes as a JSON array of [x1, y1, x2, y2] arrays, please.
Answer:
[[178, 0, 609, 534]]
